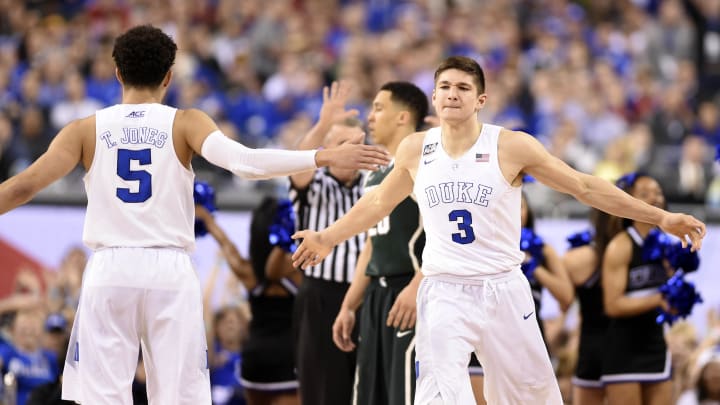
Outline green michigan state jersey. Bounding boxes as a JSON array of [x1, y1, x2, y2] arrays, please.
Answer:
[[365, 163, 425, 277]]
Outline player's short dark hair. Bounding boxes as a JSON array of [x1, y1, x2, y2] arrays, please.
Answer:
[[112, 25, 177, 88], [379, 81, 429, 131], [434, 56, 486, 93]]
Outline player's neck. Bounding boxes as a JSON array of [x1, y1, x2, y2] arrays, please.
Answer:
[[121, 87, 165, 105], [440, 119, 482, 158], [386, 129, 413, 157]]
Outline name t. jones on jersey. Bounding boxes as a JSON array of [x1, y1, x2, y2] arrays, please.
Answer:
[[99, 127, 169, 149]]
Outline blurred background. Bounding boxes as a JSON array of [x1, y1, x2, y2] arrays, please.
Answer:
[[1, 0, 720, 403]]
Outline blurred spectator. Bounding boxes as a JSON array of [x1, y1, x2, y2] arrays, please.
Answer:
[[667, 322, 701, 404], [85, 51, 122, 106], [0, 309, 59, 405], [648, 84, 694, 148], [676, 308, 720, 405], [0, 112, 24, 181], [681, 0, 720, 102], [659, 135, 714, 204], [208, 304, 250, 405], [47, 246, 86, 325], [40, 313, 67, 361], [693, 101, 720, 145], [705, 162, 720, 209], [642, 0, 695, 84], [0, 269, 45, 340], [49, 71, 102, 131], [15, 106, 52, 167]]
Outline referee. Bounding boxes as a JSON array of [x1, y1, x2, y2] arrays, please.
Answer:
[[289, 81, 367, 405]]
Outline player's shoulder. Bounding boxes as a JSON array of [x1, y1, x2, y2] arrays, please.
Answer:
[[174, 108, 209, 124], [498, 127, 535, 144], [57, 114, 95, 142], [172, 108, 217, 137], [399, 130, 428, 150]]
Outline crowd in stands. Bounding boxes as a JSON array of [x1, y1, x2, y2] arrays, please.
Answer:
[[1, 0, 720, 404], [0, 0, 718, 208]]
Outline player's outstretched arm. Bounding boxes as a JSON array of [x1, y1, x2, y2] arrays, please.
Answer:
[[0, 119, 86, 215], [180, 109, 389, 180], [292, 172, 413, 269], [507, 131, 706, 250], [292, 134, 419, 268]]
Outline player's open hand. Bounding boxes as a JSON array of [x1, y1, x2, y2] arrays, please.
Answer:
[[291, 229, 333, 269], [659, 213, 706, 251], [316, 138, 390, 172], [332, 308, 357, 352]]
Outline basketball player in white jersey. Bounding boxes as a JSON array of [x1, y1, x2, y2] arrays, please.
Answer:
[[291, 56, 707, 405], [0, 25, 389, 405]]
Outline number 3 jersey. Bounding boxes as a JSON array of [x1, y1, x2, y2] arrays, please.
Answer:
[[413, 124, 524, 279], [83, 104, 195, 251]]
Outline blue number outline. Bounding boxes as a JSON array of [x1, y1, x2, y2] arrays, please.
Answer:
[[449, 209, 476, 244], [116, 149, 152, 203]]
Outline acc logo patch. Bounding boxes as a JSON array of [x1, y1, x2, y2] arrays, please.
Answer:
[[423, 142, 437, 156]]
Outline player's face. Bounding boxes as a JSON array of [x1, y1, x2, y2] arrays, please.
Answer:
[[630, 176, 665, 209], [12, 312, 43, 351], [432, 69, 486, 123], [367, 90, 401, 147]]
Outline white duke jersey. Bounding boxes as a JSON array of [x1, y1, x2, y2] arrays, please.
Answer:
[[413, 124, 524, 279], [83, 104, 195, 251]]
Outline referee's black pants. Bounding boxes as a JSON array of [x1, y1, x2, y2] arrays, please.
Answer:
[[293, 277, 357, 405]]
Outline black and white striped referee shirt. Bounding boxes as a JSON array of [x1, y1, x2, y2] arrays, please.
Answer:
[[289, 168, 366, 283]]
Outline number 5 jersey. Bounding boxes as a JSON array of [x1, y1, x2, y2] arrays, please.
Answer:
[[83, 104, 195, 251]]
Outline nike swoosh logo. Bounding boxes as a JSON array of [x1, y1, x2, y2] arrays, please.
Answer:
[[423, 159, 435, 165], [396, 329, 413, 338], [523, 312, 534, 320]]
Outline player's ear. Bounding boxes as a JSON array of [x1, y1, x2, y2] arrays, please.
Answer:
[[162, 71, 173, 88], [115, 68, 123, 85], [475, 93, 487, 112], [397, 111, 409, 127]]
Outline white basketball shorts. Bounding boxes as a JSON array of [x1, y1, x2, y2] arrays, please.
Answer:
[[414, 269, 562, 405], [61, 247, 211, 405]]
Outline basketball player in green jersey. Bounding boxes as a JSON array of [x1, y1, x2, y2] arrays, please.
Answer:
[[332, 81, 428, 405]]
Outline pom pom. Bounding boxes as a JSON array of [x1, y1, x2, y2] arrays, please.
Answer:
[[567, 229, 593, 248], [193, 181, 217, 238], [666, 243, 700, 273], [268, 199, 297, 253], [641, 228, 674, 262], [520, 228, 544, 281], [656, 270, 703, 325]]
